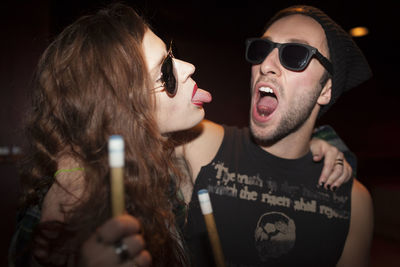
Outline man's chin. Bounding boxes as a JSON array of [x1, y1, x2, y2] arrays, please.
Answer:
[[250, 123, 279, 147]]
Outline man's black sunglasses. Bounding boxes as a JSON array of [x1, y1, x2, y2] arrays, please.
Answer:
[[245, 38, 333, 75], [153, 41, 177, 97]]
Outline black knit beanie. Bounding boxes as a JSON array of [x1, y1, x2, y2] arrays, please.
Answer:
[[263, 5, 372, 117]]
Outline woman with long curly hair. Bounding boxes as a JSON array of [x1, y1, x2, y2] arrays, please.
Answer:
[[9, 3, 211, 266]]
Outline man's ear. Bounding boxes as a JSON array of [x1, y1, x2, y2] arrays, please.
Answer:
[[317, 78, 332, 105]]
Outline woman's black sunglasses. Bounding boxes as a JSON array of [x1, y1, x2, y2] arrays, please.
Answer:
[[153, 41, 177, 97], [245, 38, 333, 75]]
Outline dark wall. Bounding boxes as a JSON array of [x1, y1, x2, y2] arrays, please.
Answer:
[[1, 1, 50, 266]]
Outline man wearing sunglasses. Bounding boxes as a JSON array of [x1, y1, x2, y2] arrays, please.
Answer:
[[182, 5, 373, 266]]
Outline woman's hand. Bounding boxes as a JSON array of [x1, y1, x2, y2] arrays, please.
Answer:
[[310, 138, 353, 191], [80, 214, 152, 267]]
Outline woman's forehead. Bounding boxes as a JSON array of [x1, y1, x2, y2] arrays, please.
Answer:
[[142, 29, 167, 71]]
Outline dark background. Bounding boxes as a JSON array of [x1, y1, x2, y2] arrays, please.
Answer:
[[1, 0, 399, 265]]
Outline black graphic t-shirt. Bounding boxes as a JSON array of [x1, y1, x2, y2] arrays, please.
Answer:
[[184, 126, 352, 267]]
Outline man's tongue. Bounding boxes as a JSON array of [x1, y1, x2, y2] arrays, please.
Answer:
[[257, 96, 278, 116], [192, 88, 212, 103]]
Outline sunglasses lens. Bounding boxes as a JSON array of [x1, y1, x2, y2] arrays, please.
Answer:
[[161, 55, 176, 96], [281, 44, 310, 70], [246, 39, 272, 64]]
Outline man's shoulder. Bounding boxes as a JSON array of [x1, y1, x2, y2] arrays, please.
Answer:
[[189, 119, 224, 149], [177, 120, 225, 178], [352, 179, 372, 202], [350, 178, 374, 230], [337, 178, 374, 266], [188, 120, 248, 143]]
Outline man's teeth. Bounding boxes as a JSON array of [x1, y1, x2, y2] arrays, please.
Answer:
[[259, 87, 273, 94]]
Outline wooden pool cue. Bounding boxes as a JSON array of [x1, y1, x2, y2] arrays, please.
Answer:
[[108, 135, 125, 217], [198, 189, 226, 267]]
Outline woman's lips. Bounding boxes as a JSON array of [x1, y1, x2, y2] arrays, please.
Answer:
[[192, 84, 198, 99]]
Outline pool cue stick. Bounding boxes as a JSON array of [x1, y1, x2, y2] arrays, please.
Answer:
[[108, 135, 125, 217], [198, 189, 226, 267]]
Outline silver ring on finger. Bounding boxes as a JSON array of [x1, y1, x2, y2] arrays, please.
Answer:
[[114, 240, 130, 263], [335, 158, 344, 166]]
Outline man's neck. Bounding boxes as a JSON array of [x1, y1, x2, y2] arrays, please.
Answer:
[[258, 118, 316, 160]]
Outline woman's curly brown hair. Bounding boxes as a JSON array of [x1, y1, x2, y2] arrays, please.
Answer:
[[19, 3, 189, 266]]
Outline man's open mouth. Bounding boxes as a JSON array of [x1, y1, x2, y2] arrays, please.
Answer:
[[256, 86, 278, 117]]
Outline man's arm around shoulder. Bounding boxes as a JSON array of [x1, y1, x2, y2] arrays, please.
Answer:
[[337, 178, 374, 267]]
